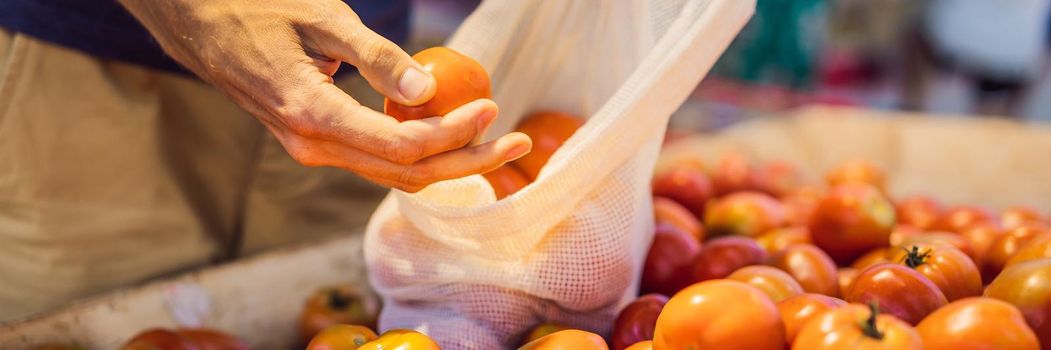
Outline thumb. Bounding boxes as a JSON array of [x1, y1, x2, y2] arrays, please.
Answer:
[[309, 17, 437, 106]]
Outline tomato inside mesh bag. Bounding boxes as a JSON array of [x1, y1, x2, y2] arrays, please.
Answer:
[[364, 0, 754, 348]]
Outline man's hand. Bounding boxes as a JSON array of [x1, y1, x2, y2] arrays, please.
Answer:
[[119, 0, 531, 192]]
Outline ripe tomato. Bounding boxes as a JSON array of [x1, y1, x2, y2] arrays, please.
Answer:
[[959, 222, 1003, 269], [916, 297, 1039, 350], [711, 152, 756, 196], [749, 159, 800, 197], [769, 244, 839, 297], [983, 223, 1049, 283], [897, 232, 977, 264], [851, 248, 891, 270], [482, 165, 530, 199], [384, 47, 490, 122], [810, 184, 895, 265], [845, 264, 948, 324], [756, 227, 811, 255], [306, 325, 379, 350], [358, 330, 440, 350], [837, 268, 858, 297], [623, 341, 651, 350], [703, 191, 786, 237], [121, 329, 199, 350], [652, 196, 703, 242], [654, 280, 785, 350], [824, 159, 886, 192], [651, 166, 714, 219], [727, 265, 805, 302], [781, 187, 821, 227], [523, 323, 570, 344], [886, 224, 922, 247], [299, 285, 379, 345], [1002, 206, 1045, 230], [641, 224, 701, 296], [511, 111, 585, 180], [31, 345, 84, 350], [889, 243, 982, 301], [611, 294, 667, 350], [933, 206, 994, 233], [984, 258, 1051, 349], [1007, 232, 1051, 267], [777, 293, 847, 344], [176, 329, 250, 350], [792, 303, 921, 350], [894, 195, 943, 230], [691, 236, 768, 282], [517, 330, 608, 350]]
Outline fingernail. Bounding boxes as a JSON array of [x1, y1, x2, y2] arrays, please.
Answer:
[[505, 143, 531, 161], [477, 107, 497, 132], [398, 66, 433, 102]]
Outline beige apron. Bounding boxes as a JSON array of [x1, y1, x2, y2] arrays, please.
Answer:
[[0, 29, 386, 322]]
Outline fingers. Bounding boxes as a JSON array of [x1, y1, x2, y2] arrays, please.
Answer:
[[306, 17, 436, 106]]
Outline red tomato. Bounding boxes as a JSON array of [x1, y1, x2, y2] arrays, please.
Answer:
[[1007, 232, 1051, 267], [845, 264, 948, 324], [121, 329, 199, 350], [611, 294, 667, 350], [851, 248, 891, 270], [781, 187, 821, 227], [810, 184, 895, 265], [837, 268, 859, 297], [651, 166, 715, 219], [692, 236, 768, 282], [711, 152, 756, 196], [792, 303, 921, 350], [703, 191, 786, 237], [523, 323, 571, 344], [652, 196, 704, 242], [384, 47, 490, 122], [749, 159, 801, 197], [1002, 206, 1045, 230], [756, 227, 811, 255], [512, 111, 585, 180], [769, 244, 840, 297], [654, 280, 785, 350], [824, 159, 886, 192], [959, 222, 1004, 269], [517, 330, 608, 350], [623, 341, 651, 350], [886, 224, 922, 247], [176, 329, 250, 350], [984, 223, 1049, 283], [889, 243, 982, 301], [933, 206, 994, 233], [358, 330, 440, 350], [777, 293, 847, 344], [916, 297, 1039, 350], [641, 224, 701, 296], [727, 265, 805, 302], [897, 232, 977, 264], [482, 165, 530, 199], [30, 345, 84, 350], [894, 195, 943, 231], [984, 258, 1051, 349], [298, 285, 380, 345], [306, 325, 378, 350]]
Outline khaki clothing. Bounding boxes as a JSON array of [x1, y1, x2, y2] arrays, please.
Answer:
[[0, 30, 386, 322]]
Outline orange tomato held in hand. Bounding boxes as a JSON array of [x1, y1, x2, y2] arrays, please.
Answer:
[[358, 330, 440, 350], [482, 165, 530, 199], [769, 244, 840, 297], [792, 303, 922, 350], [727, 265, 805, 302], [845, 264, 947, 325], [810, 184, 895, 265], [517, 330, 608, 350], [653, 280, 785, 350], [916, 297, 1039, 350], [703, 191, 786, 238], [984, 258, 1051, 349], [306, 325, 379, 350], [512, 111, 585, 180], [777, 293, 846, 344], [384, 47, 490, 121]]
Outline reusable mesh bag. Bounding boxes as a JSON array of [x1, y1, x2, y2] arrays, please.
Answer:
[[364, 0, 754, 348]]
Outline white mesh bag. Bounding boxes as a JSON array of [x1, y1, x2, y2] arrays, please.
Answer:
[[364, 0, 754, 348]]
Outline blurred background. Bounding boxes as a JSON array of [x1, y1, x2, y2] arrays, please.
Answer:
[[411, 0, 1051, 130]]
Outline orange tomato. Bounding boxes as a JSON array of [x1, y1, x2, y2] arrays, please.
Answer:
[[851, 248, 891, 270], [887, 224, 922, 247], [517, 330, 608, 350], [653, 280, 784, 350], [1007, 232, 1051, 267], [711, 152, 756, 196], [651, 166, 715, 219], [176, 329, 250, 350], [781, 187, 821, 228], [897, 232, 977, 264], [984, 258, 1051, 349], [792, 304, 921, 350], [121, 329, 199, 350], [703, 191, 786, 238], [30, 345, 84, 350], [622, 341, 652, 350], [933, 206, 994, 234], [824, 159, 886, 192], [837, 268, 859, 297], [810, 184, 895, 265], [983, 223, 1049, 283], [727, 265, 805, 302], [889, 243, 982, 301], [523, 323, 571, 344], [358, 330, 440, 350], [512, 111, 585, 180], [777, 293, 846, 344], [894, 195, 943, 230], [756, 227, 811, 255], [298, 285, 379, 345], [845, 264, 947, 325], [958, 222, 1003, 269], [769, 244, 840, 297], [653, 196, 704, 242], [384, 47, 490, 122], [1001, 206, 1045, 230], [306, 325, 378, 350], [916, 297, 1039, 350], [749, 159, 801, 197], [482, 165, 530, 199]]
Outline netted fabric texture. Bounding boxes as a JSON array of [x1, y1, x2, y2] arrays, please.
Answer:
[[364, 0, 755, 348]]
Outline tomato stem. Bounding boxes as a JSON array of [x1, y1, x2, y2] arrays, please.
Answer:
[[860, 302, 885, 340], [900, 245, 931, 269]]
